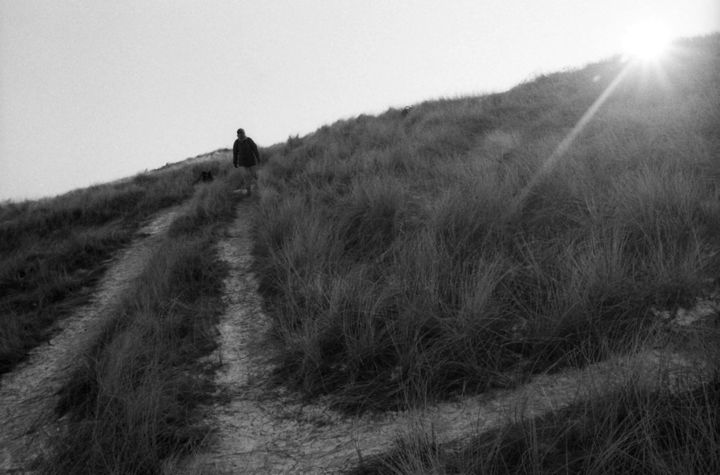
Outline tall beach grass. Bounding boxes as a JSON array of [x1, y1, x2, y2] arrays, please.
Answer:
[[253, 35, 720, 411]]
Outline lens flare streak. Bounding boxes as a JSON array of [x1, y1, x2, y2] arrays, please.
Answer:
[[508, 62, 632, 216]]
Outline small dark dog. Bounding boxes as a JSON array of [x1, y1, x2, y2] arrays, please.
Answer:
[[200, 170, 213, 182]]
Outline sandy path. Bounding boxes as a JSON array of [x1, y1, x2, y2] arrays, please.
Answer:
[[180, 203, 717, 474], [0, 205, 183, 473]]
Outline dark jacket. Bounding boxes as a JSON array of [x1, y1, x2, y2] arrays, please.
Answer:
[[233, 137, 260, 168]]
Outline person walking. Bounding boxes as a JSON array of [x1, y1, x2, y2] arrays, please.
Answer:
[[233, 128, 260, 195]]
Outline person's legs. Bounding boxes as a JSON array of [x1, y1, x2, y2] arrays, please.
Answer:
[[249, 166, 258, 190], [243, 165, 258, 194]]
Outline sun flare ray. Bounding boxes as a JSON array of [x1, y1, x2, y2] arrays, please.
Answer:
[[508, 62, 632, 217]]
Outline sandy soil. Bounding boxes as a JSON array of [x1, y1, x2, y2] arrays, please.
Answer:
[[178, 202, 718, 474], [0, 206, 183, 473]]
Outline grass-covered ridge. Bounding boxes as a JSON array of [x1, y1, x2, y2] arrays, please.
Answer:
[[0, 159, 226, 375], [253, 34, 720, 411]]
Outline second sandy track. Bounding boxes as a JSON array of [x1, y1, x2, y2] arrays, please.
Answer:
[[0, 205, 184, 473]]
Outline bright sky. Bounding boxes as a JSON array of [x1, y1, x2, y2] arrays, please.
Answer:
[[1, 1, 718, 201]]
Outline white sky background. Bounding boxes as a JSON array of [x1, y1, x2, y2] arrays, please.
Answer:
[[1, 1, 718, 201]]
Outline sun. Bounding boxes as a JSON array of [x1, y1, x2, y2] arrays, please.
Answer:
[[622, 20, 673, 61]]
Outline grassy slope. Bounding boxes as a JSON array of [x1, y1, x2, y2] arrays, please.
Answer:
[[253, 34, 720, 411], [254, 33, 720, 473], [0, 159, 226, 375], [48, 164, 248, 474]]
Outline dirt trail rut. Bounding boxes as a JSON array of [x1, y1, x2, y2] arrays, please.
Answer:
[[180, 203, 717, 474], [0, 206, 182, 472]]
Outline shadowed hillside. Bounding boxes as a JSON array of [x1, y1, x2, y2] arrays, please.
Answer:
[[248, 34, 720, 473], [253, 34, 720, 411]]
